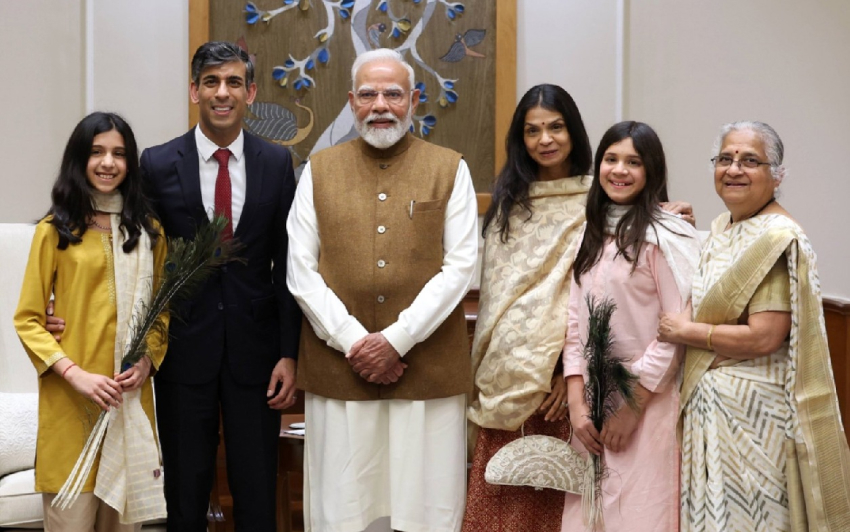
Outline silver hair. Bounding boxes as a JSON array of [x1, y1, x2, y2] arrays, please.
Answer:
[[350, 48, 415, 91], [713, 121, 787, 183]]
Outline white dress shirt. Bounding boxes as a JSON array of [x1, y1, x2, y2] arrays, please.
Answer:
[[195, 126, 247, 230], [286, 159, 479, 357]]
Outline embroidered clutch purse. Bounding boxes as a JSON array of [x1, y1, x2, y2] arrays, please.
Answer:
[[484, 424, 590, 493]]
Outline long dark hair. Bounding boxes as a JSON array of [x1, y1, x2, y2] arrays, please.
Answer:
[[482, 84, 592, 241], [47, 112, 159, 252], [573, 121, 670, 282]]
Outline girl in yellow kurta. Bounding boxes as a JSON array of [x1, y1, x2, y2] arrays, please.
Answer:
[[14, 112, 166, 531]]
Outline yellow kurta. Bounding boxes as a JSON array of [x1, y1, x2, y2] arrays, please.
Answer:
[[14, 219, 167, 493]]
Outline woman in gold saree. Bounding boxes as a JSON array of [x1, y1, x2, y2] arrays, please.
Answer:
[[658, 121, 850, 531]]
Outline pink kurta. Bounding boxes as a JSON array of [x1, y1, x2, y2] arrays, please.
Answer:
[[561, 238, 683, 532]]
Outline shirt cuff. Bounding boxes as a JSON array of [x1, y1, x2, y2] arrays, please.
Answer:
[[381, 322, 417, 357], [336, 320, 370, 356], [563, 360, 585, 378]]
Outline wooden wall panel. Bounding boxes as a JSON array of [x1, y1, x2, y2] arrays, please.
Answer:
[[825, 297, 850, 438]]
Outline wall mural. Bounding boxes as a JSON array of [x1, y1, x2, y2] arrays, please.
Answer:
[[210, 0, 497, 190]]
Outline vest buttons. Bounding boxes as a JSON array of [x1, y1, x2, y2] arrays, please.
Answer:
[[377, 259, 386, 268], [378, 193, 387, 201], [377, 295, 386, 303], [379, 163, 389, 169], [377, 225, 386, 234]]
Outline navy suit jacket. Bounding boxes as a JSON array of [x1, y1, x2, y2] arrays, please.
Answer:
[[140, 129, 301, 386]]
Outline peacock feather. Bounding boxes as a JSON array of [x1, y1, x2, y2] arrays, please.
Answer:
[[120, 215, 242, 371], [581, 294, 638, 530]]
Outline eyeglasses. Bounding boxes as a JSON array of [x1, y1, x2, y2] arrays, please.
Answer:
[[355, 89, 410, 105], [711, 155, 771, 170]]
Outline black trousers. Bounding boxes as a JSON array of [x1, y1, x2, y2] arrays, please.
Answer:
[[155, 362, 280, 532]]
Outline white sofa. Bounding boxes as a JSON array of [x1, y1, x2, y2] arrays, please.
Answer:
[[0, 223, 42, 530], [0, 224, 165, 531]]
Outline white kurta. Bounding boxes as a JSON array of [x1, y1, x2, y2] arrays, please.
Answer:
[[286, 159, 479, 532]]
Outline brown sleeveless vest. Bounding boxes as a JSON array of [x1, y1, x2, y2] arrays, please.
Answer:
[[295, 134, 472, 401]]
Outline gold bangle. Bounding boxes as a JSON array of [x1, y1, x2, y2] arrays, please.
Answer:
[[706, 325, 716, 351]]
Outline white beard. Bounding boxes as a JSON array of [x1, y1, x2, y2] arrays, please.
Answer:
[[355, 110, 413, 149]]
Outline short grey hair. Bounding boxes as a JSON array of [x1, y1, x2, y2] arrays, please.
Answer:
[[713, 121, 787, 183], [351, 48, 415, 91]]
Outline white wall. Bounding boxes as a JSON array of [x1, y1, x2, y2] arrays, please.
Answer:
[[0, 0, 187, 223], [0, 1, 85, 223], [2, 0, 848, 299], [519, 0, 850, 300]]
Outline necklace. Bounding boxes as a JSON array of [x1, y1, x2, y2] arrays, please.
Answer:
[[730, 196, 775, 225], [89, 217, 112, 231]]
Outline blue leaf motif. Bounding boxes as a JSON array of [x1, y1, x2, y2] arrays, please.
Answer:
[[284, 0, 295, 4], [419, 94, 428, 102], [318, 48, 330, 64], [341, 0, 355, 8], [409, 124, 415, 133], [246, 12, 260, 24], [415, 81, 426, 91], [245, 2, 257, 13], [272, 67, 287, 80], [392, 27, 400, 38], [423, 115, 437, 126], [443, 80, 454, 89], [455, 4, 465, 13], [302, 78, 312, 87], [305, 58, 315, 70], [447, 8, 456, 20], [340, 8, 350, 19], [422, 125, 431, 135], [294, 79, 303, 90], [284, 58, 295, 68], [446, 90, 458, 103], [379, 1, 388, 12]]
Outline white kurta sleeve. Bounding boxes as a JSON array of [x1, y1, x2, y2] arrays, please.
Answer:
[[286, 162, 369, 355], [381, 159, 479, 356]]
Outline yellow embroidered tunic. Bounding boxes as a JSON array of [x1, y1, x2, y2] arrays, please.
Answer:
[[14, 219, 167, 493]]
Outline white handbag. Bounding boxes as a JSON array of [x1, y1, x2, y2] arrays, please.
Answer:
[[484, 422, 590, 494]]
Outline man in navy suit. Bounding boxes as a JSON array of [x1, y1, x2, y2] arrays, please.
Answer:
[[140, 41, 301, 531]]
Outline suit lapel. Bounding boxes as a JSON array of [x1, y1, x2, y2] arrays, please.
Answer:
[[238, 132, 263, 238], [176, 130, 208, 224]]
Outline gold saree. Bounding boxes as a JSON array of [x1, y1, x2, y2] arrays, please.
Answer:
[[680, 213, 850, 531], [468, 176, 589, 431]]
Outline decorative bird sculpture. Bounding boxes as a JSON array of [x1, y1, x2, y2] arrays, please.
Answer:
[[440, 29, 487, 62], [367, 22, 387, 49]]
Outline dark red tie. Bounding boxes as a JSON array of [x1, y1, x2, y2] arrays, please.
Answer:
[[212, 148, 233, 240]]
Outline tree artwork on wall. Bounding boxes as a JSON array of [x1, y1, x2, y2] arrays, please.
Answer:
[[209, 0, 498, 190]]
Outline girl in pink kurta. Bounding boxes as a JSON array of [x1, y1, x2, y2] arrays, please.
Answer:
[[561, 122, 700, 532]]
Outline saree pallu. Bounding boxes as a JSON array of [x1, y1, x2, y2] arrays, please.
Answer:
[[680, 213, 850, 532]]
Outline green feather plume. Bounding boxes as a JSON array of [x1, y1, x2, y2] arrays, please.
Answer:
[[581, 294, 639, 530], [120, 215, 242, 371]]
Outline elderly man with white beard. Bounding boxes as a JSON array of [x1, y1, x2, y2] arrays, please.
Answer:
[[286, 48, 478, 532]]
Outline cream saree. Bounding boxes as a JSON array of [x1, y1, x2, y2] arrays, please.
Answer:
[[680, 213, 850, 532], [468, 176, 590, 431]]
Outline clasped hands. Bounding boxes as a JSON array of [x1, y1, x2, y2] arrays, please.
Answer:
[[347, 332, 407, 384], [569, 400, 642, 456]]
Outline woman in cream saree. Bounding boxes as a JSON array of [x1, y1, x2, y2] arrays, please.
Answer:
[[658, 121, 850, 531]]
